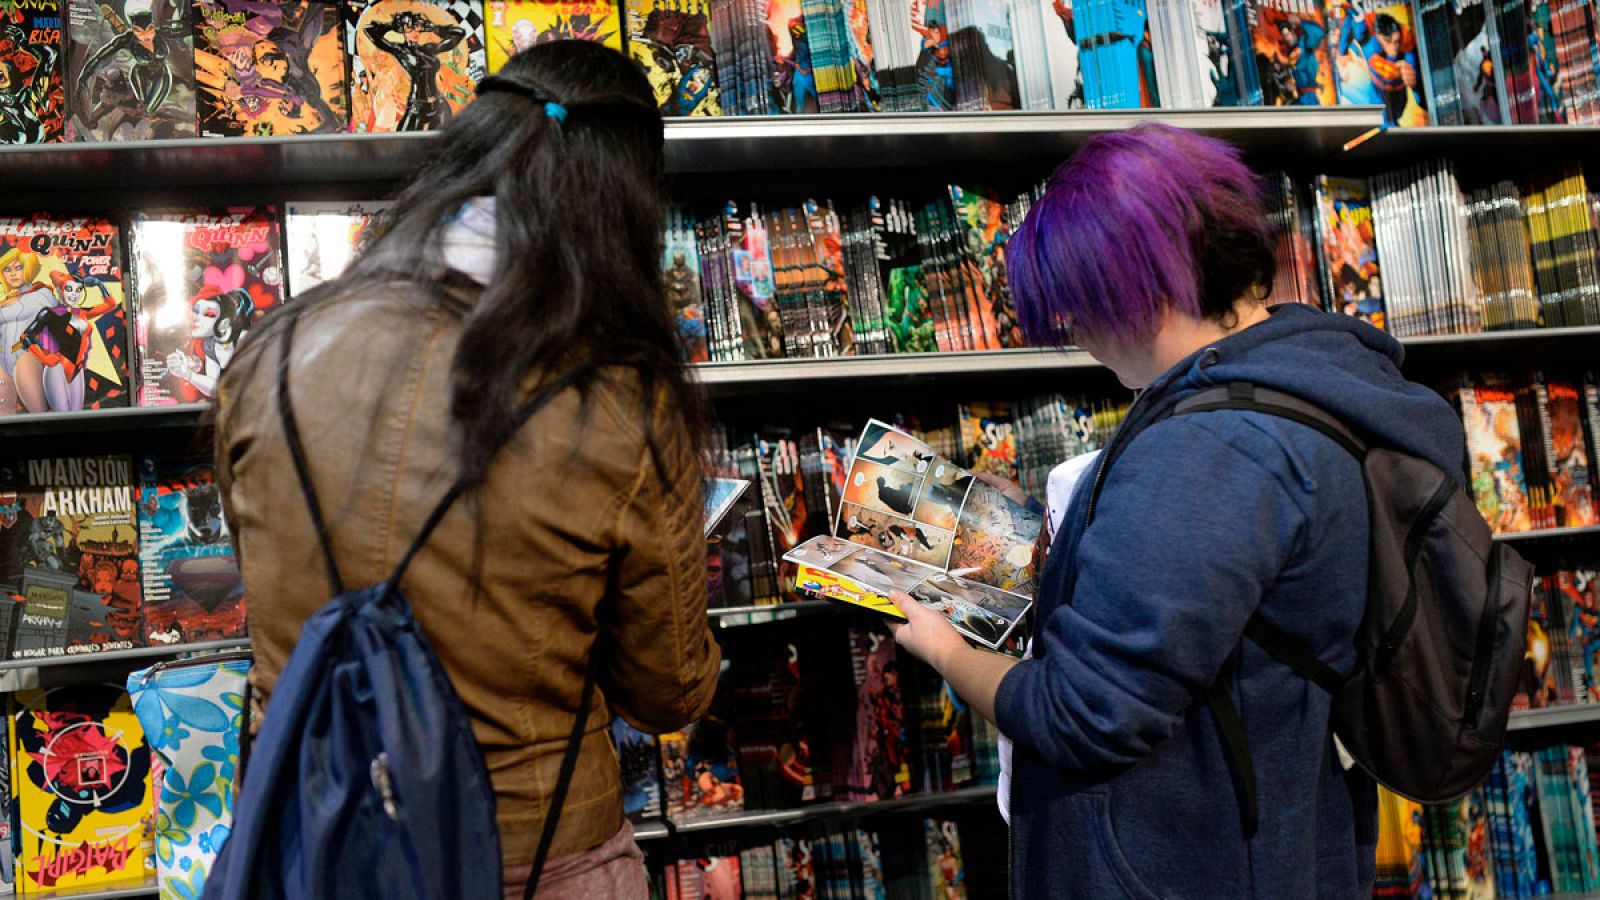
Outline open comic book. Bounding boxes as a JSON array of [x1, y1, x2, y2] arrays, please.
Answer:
[[783, 419, 1042, 648]]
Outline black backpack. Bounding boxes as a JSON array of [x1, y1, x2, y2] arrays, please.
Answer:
[[1129, 382, 1533, 836]]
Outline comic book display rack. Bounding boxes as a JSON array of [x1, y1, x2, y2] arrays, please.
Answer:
[[0, 103, 1597, 898]]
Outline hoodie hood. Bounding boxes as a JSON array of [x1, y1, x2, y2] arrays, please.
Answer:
[[1153, 303, 1465, 481]]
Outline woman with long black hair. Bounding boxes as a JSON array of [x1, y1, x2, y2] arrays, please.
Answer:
[[214, 41, 720, 897]]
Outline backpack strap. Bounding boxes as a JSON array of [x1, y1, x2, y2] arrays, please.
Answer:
[[1174, 381, 1368, 841], [525, 660, 599, 900], [278, 313, 345, 594]]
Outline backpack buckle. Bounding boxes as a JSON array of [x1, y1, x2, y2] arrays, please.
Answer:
[[370, 753, 401, 822]]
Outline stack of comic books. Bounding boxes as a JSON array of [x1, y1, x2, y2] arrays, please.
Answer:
[[193, 0, 349, 136], [1413, 0, 1509, 125], [1469, 746, 1600, 897], [784, 418, 1041, 649], [1325, 0, 1431, 126], [945, 0, 1018, 109], [1075, 0, 1163, 107], [485, 0, 622, 73], [1516, 566, 1599, 710], [135, 455, 245, 646], [1312, 175, 1387, 329], [1009, 0, 1083, 109], [663, 826, 911, 899], [1369, 160, 1483, 337], [1463, 181, 1543, 332], [65, 0, 198, 141], [1265, 172, 1325, 307], [284, 200, 394, 297], [628, 0, 723, 116]]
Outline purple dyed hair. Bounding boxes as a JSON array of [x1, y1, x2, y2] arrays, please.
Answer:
[[1008, 123, 1276, 346]]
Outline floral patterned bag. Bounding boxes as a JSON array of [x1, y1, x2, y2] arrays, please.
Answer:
[[127, 652, 251, 900]]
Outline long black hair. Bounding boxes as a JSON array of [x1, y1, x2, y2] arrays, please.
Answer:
[[228, 40, 699, 485]]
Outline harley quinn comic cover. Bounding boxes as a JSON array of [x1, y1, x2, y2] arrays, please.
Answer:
[[136, 454, 244, 646], [193, 0, 349, 136], [130, 206, 284, 407], [0, 214, 132, 414], [0, 0, 67, 143], [10, 683, 153, 894], [345, 0, 485, 132]]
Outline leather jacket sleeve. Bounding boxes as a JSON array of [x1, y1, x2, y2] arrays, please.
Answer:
[[596, 386, 721, 733]]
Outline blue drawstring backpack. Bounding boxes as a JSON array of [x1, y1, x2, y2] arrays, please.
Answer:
[[204, 314, 598, 900]]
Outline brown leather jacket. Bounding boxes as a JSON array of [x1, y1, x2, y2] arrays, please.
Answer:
[[215, 286, 721, 869]]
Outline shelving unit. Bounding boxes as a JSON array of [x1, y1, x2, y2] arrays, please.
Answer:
[[633, 786, 998, 841], [1508, 705, 1600, 732], [0, 639, 253, 692]]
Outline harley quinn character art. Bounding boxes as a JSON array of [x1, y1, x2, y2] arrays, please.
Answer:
[[10, 262, 121, 413], [164, 285, 253, 400]]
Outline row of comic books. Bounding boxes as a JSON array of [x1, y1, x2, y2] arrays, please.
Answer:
[[1453, 370, 1599, 535], [0, 454, 244, 660], [655, 819, 975, 899], [1379, 745, 1600, 899], [666, 190, 1027, 364], [612, 621, 1000, 827], [1519, 567, 1600, 711], [0, 202, 386, 417]]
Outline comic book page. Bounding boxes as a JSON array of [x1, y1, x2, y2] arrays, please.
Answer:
[[485, 0, 620, 73], [12, 684, 153, 893], [131, 207, 284, 407], [0, 457, 142, 660], [345, 0, 484, 132], [64, 0, 196, 139], [0, 0, 67, 143], [784, 419, 1039, 648], [0, 214, 132, 414], [1461, 376, 1534, 534], [1325, 0, 1428, 125], [1314, 175, 1387, 328], [284, 199, 392, 296], [193, 0, 348, 136], [136, 454, 244, 646]]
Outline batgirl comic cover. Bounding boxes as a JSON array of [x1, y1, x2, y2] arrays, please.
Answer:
[[11, 683, 153, 893], [0, 214, 132, 414], [64, 0, 196, 139], [193, 0, 349, 136], [0, 456, 141, 660], [485, 0, 619, 74], [0, 0, 67, 143], [345, 0, 485, 132], [136, 454, 244, 646], [130, 206, 284, 407]]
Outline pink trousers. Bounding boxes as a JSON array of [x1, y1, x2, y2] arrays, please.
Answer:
[[501, 821, 649, 900]]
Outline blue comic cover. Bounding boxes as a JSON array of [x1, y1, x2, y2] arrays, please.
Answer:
[[135, 454, 244, 646], [610, 716, 661, 823]]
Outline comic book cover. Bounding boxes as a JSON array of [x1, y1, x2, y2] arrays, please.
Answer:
[[486, 0, 619, 73], [346, 0, 484, 132], [729, 204, 781, 359], [946, 186, 1020, 348], [871, 197, 934, 354], [192, 0, 348, 136], [869, 0, 952, 110], [625, 0, 718, 115], [284, 199, 392, 297], [611, 716, 662, 823], [135, 454, 243, 646], [1524, 0, 1565, 124], [1248, 0, 1336, 105], [0, 457, 141, 660], [765, 0, 815, 112], [130, 206, 284, 407], [1460, 375, 1534, 534], [63, 0, 196, 139], [12, 684, 153, 894], [948, 0, 1016, 110], [777, 838, 815, 899], [0, 0, 67, 143], [658, 717, 744, 822], [1559, 569, 1598, 704], [1077, 0, 1160, 108], [670, 855, 742, 900], [959, 402, 1018, 481], [0, 214, 132, 413], [1374, 787, 1424, 895], [924, 819, 968, 899], [1190, 0, 1244, 105], [1447, 0, 1504, 124], [664, 206, 707, 363], [831, 625, 910, 803], [1325, 0, 1428, 125], [1540, 376, 1598, 528], [731, 630, 835, 809], [1517, 575, 1559, 708], [1313, 175, 1386, 329]]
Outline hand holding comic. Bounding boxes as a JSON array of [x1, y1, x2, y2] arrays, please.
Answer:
[[888, 589, 968, 671]]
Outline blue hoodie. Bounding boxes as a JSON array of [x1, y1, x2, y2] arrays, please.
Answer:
[[993, 304, 1466, 899]]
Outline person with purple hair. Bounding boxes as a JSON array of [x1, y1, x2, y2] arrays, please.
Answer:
[[888, 123, 1465, 898]]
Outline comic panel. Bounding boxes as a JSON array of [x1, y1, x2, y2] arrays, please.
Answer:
[[854, 419, 935, 475], [828, 545, 942, 594], [838, 502, 952, 568], [910, 456, 971, 531], [842, 459, 923, 520], [950, 480, 1042, 596], [909, 573, 1016, 649]]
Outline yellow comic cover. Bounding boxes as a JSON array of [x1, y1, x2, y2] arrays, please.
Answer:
[[485, 0, 621, 72], [12, 684, 154, 894], [792, 561, 900, 618]]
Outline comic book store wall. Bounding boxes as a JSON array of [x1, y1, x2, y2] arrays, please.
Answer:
[[0, 0, 1593, 893]]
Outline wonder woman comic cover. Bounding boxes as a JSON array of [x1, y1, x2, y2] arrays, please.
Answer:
[[193, 0, 348, 136], [130, 206, 284, 407], [345, 0, 484, 131], [64, 0, 197, 139], [0, 214, 131, 413]]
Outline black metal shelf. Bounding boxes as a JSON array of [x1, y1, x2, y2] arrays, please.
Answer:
[[709, 600, 840, 628], [1507, 704, 1600, 732], [1345, 124, 1600, 169], [0, 108, 1382, 190], [632, 785, 998, 841], [1493, 524, 1600, 545], [0, 639, 251, 692]]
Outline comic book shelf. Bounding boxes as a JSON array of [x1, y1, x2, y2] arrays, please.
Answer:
[[1, 105, 1598, 898]]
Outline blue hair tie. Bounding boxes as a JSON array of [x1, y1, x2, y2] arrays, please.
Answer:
[[545, 102, 567, 124]]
